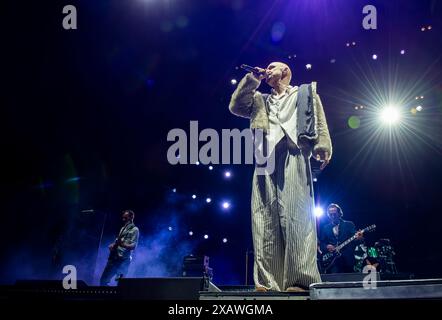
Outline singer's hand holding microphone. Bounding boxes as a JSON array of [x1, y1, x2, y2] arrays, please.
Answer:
[[240, 64, 267, 81]]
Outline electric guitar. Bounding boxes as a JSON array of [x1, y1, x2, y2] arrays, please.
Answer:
[[321, 224, 376, 271]]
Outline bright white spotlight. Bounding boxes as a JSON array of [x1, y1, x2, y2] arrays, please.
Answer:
[[416, 105, 423, 112], [204, 234, 209, 239], [224, 171, 231, 178], [192, 194, 197, 199], [172, 188, 177, 193], [222, 201, 230, 209], [189, 231, 193, 236], [230, 79, 237, 85], [313, 178, 318, 182], [222, 238, 228, 243], [168, 226, 173, 231], [209, 166, 213, 170], [400, 49, 405, 55], [380, 106, 401, 125], [206, 197, 212, 203], [195, 161, 200, 165], [305, 64, 312, 70], [372, 54, 378, 60], [314, 207, 324, 217]]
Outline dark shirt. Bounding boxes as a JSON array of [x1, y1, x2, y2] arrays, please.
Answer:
[[319, 219, 357, 256]]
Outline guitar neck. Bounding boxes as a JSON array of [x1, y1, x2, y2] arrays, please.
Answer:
[[336, 235, 357, 251], [335, 225, 375, 251]]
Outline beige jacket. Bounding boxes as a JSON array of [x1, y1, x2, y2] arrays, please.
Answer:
[[229, 73, 333, 159]]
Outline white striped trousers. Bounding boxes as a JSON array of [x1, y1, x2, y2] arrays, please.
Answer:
[[251, 137, 321, 291]]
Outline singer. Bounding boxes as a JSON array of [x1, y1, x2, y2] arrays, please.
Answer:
[[229, 62, 332, 292]]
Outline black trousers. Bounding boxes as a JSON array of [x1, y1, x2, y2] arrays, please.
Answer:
[[100, 257, 130, 286]]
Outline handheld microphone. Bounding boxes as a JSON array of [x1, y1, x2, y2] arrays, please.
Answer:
[[240, 64, 258, 73], [241, 63, 266, 74]]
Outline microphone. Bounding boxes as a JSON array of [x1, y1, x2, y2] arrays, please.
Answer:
[[240, 64, 265, 77]]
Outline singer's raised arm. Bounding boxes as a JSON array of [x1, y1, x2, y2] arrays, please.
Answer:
[[228, 73, 261, 118]]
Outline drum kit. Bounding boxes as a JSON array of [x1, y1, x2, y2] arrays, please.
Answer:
[[354, 238, 397, 273]]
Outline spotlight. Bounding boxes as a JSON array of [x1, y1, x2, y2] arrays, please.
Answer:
[[172, 188, 177, 193], [222, 201, 230, 209], [192, 194, 197, 199], [306, 64, 312, 70], [352, 41, 356, 46], [230, 79, 237, 85], [168, 226, 173, 231], [222, 238, 228, 243], [313, 178, 318, 182], [330, 58, 336, 63], [421, 27, 426, 32], [400, 49, 405, 55], [195, 161, 200, 165], [204, 234, 209, 239], [428, 25, 432, 30], [189, 231, 194, 236], [346, 42, 350, 47], [420, 95, 424, 99], [372, 54, 378, 60], [209, 166, 213, 170], [380, 106, 401, 125], [206, 197, 212, 203], [314, 207, 324, 217], [224, 170, 231, 178], [416, 105, 423, 112]]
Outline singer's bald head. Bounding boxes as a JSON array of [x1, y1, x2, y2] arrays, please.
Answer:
[[265, 62, 292, 88]]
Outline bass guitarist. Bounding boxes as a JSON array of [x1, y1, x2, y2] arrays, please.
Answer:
[[319, 204, 363, 273]]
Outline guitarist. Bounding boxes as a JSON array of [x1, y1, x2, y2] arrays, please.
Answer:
[[100, 210, 139, 286], [319, 204, 363, 273]]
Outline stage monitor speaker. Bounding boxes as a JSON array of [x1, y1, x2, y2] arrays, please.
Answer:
[[118, 277, 207, 300]]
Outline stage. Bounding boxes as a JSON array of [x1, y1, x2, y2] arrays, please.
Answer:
[[1, 276, 442, 301]]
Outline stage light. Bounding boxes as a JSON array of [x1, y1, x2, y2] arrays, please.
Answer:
[[222, 201, 230, 209], [224, 170, 231, 178], [230, 79, 237, 85], [330, 59, 336, 64], [172, 188, 177, 193], [380, 106, 401, 125], [206, 197, 212, 203], [314, 207, 324, 217], [192, 194, 197, 199], [195, 161, 200, 165], [427, 25, 432, 30], [204, 234, 209, 239], [416, 105, 423, 112], [420, 95, 424, 99], [189, 231, 194, 236], [209, 166, 213, 170], [222, 238, 228, 243], [352, 41, 356, 46], [346, 42, 350, 47], [400, 49, 405, 55], [168, 226, 173, 231], [372, 54, 378, 60], [313, 178, 318, 182], [421, 27, 426, 32], [306, 64, 312, 70]]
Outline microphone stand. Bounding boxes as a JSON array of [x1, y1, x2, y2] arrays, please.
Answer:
[[92, 211, 107, 285]]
